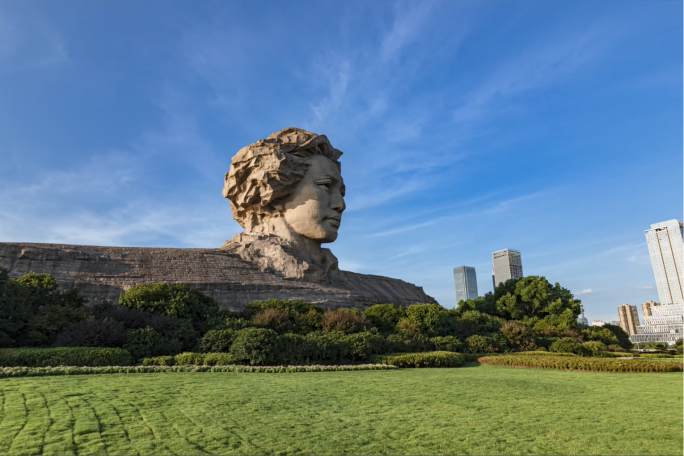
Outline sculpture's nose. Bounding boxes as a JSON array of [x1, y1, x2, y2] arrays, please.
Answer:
[[331, 190, 346, 213]]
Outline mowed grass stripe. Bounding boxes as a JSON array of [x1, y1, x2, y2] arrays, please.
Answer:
[[0, 391, 27, 454], [0, 365, 681, 455], [8, 390, 50, 455], [42, 390, 76, 456]]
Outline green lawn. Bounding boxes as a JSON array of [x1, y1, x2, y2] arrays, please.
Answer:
[[0, 364, 681, 455]]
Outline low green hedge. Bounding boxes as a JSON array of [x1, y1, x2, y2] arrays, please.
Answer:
[[142, 352, 236, 366], [516, 351, 577, 357], [370, 351, 465, 368], [638, 353, 681, 359], [479, 355, 682, 373], [0, 347, 133, 367], [0, 364, 396, 378]]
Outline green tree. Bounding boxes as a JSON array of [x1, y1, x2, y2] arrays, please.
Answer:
[[119, 283, 219, 331], [363, 304, 406, 333]]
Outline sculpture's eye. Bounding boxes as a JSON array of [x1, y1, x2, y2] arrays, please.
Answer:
[[316, 179, 332, 190]]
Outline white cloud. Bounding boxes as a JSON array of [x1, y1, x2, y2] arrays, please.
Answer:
[[575, 288, 595, 296]]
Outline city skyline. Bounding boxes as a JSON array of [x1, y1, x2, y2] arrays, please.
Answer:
[[0, 2, 680, 322]]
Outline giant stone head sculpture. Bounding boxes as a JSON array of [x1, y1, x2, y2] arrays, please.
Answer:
[[222, 128, 346, 282]]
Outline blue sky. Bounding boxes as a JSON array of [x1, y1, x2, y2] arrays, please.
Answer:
[[0, 1, 681, 322]]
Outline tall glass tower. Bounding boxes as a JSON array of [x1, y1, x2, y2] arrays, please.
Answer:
[[454, 266, 478, 304]]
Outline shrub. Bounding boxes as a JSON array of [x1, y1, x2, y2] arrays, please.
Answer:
[[0, 347, 133, 367], [345, 330, 387, 362], [582, 327, 619, 347], [230, 328, 282, 365], [370, 351, 465, 368], [386, 333, 432, 353], [141, 355, 176, 366], [244, 299, 322, 317], [223, 318, 254, 331], [252, 308, 291, 333], [301, 331, 350, 364], [500, 322, 536, 351], [123, 326, 182, 361], [118, 283, 219, 329], [364, 304, 406, 333], [322, 310, 370, 334], [200, 329, 238, 353], [479, 355, 682, 373], [602, 324, 633, 350], [26, 305, 92, 347], [429, 336, 462, 352], [54, 317, 127, 348], [550, 337, 583, 355], [395, 319, 420, 334], [459, 310, 502, 336], [581, 341, 607, 357], [465, 334, 507, 354], [293, 309, 324, 334], [405, 304, 458, 336]]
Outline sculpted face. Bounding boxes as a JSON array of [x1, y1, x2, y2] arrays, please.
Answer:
[[275, 154, 346, 243]]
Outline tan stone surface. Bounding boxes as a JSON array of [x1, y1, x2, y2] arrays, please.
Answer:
[[0, 242, 436, 310]]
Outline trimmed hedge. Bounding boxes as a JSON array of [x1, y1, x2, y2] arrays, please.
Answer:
[[517, 351, 577, 357], [370, 351, 465, 368], [0, 347, 133, 367], [479, 355, 682, 373], [0, 364, 396, 378], [142, 352, 236, 366], [639, 353, 681, 359]]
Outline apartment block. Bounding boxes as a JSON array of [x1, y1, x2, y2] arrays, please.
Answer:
[[642, 301, 661, 317], [492, 249, 523, 288], [618, 304, 640, 336]]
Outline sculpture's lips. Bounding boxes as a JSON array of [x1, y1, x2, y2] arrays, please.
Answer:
[[325, 216, 341, 227]]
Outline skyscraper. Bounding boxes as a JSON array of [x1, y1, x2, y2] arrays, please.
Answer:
[[631, 220, 684, 344], [492, 249, 523, 288], [645, 219, 683, 305], [617, 304, 640, 336], [454, 266, 478, 304]]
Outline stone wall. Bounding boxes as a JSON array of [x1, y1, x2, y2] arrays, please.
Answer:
[[0, 242, 437, 310]]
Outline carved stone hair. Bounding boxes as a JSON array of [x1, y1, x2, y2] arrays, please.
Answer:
[[223, 127, 343, 232]]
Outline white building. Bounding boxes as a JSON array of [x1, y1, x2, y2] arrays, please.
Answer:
[[492, 249, 523, 288], [592, 320, 605, 327], [631, 219, 684, 343], [645, 219, 683, 305]]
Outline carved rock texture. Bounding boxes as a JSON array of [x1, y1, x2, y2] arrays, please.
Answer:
[[0, 242, 437, 311]]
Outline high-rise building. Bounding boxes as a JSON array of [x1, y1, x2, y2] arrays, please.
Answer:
[[645, 220, 683, 305], [454, 266, 478, 304], [642, 301, 661, 317], [618, 304, 640, 336], [632, 220, 684, 343], [492, 249, 523, 288]]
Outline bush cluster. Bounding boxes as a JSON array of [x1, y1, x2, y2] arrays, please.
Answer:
[[0, 347, 133, 367], [370, 351, 465, 368], [1, 269, 641, 368], [142, 352, 236, 366], [479, 355, 682, 373], [0, 364, 397, 378]]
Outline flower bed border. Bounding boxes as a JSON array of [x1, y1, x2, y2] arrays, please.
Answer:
[[0, 364, 397, 378], [478, 355, 683, 373]]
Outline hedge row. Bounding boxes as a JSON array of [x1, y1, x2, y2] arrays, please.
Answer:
[[0, 364, 397, 378], [479, 355, 683, 373], [143, 352, 235, 366], [638, 353, 682, 359], [369, 351, 465, 368], [0, 347, 133, 367]]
